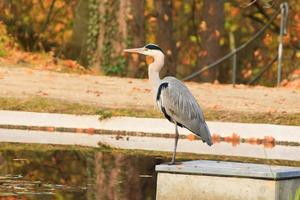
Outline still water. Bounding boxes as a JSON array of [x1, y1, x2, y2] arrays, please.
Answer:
[[0, 145, 165, 200], [1, 143, 299, 200]]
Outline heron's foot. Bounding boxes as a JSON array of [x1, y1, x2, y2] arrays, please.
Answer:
[[167, 161, 181, 165], [169, 157, 175, 165], [168, 161, 175, 165]]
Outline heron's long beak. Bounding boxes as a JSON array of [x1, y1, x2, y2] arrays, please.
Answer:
[[124, 47, 146, 54]]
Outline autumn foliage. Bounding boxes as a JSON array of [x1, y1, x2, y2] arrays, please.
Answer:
[[0, 0, 76, 51], [0, 0, 299, 86]]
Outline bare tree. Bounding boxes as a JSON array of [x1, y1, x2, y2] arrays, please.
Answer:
[[65, 0, 89, 66], [96, 0, 145, 76], [154, 0, 177, 77], [127, 0, 145, 77], [198, 0, 225, 82]]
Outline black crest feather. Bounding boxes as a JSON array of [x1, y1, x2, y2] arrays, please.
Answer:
[[145, 44, 164, 53]]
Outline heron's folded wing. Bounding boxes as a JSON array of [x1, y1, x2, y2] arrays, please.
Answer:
[[159, 77, 204, 123], [158, 77, 213, 145]]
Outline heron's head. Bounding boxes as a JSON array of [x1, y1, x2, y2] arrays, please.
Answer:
[[124, 44, 165, 63]]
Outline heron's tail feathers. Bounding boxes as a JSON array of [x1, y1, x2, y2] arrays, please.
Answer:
[[199, 122, 213, 146]]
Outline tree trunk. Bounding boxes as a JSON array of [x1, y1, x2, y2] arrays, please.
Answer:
[[96, 0, 145, 76], [198, 0, 225, 82], [127, 0, 145, 77], [94, 152, 144, 200], [65, 0, 89, 66], [154, 0, 177, 77]]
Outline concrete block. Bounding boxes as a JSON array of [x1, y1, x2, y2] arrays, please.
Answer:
[[156, 160, 300, 200]]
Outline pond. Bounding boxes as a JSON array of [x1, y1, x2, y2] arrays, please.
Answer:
[[0, 142, 299, 200], [0, 144, 165, 200]]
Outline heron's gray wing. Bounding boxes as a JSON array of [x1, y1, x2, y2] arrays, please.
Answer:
[[157, 77, 212, 145]]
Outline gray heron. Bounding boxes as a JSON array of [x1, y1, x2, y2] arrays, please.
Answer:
[[124, 44, 213, 164]]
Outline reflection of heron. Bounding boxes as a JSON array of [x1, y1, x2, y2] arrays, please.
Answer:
[[124, 44, 212, 164]]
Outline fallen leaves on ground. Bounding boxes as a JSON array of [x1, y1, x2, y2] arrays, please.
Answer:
[[282, 69, 300, 89], [0, 41, 91, 75]]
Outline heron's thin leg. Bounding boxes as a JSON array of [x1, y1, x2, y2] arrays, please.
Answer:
[[170, 122, 179, 165]]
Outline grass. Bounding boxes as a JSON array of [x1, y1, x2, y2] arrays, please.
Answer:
[[0, 96, 161, 117], [204, 109, 300, 126], [0, 142, 95, 153], [0, 48, 7, 57], [0, 96, 299, 125], [1, 142, 299, 167]]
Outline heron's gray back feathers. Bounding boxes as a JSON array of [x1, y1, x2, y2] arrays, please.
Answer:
[[157, 77, 212, 146]]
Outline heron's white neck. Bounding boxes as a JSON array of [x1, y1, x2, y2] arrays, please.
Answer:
[[148, 55, 164, 99]]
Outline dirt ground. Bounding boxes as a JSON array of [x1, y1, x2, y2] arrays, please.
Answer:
[[0, 66, 299, 115]]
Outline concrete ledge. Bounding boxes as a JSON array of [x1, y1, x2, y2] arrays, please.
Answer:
[[0, 110, 299, 144], [1, 128, 300, 161], [0, 110, 299, 161], [156, 160, 300, 180], [156, 161, 300, 200]]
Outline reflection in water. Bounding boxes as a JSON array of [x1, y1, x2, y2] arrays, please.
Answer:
[[92, 153, 158, 200], [0, 147, 163, 199]]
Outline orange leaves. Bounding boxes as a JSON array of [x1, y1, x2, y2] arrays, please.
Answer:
[[187, 134, 196, 141], [246, 137, 259, 145], [145, 56, 154, 65], [131, 53, 139, 62], [0, 195, 19, 200], [54, 23, 65, 32], [182, 56, 191, 65], [263, 33, 273, 46], [231, 133, 240, 146], [263, 136, 275, 148], [131, 87, 151, 93], [283, 33, 291, 45], [47, 127, 55, 132], [293, 14, 300, 38], [166, 49, 172, 56], [292, 69, 300, 76], [1, 0, 76, 50], [198, 50, 208, 57], [242, 69, 252, 79], [86, 89, 102, 97], [246, 136, 275, 148], [281, 69, 300, 89], [0, 39, 89, 73], [76, 128, 84, 133], [37, 90, 48, 96], [282, 78, 300, 89], [127, 13, 134, 20], [148, 17, 157, 23], [212, 133, 221, 144], [86, 128, 95, 135], [76, 128, 96, 135], [210, 133, 276, 148], [176, 41, 181, 48], [36, 13, 45, 23], [253, 49, 263, 61], [55, 1, 65, 9], [199, 21, 207, 32], [266, 107, 277, 114], [223, 133, 240, 147], [25, 69, 33, 75], [63, 60, 80, 69], [211, 104, 222, 110], [230, 7, 240, 17], [163, 14, 169, 22], [213, 30, 220, 38]]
